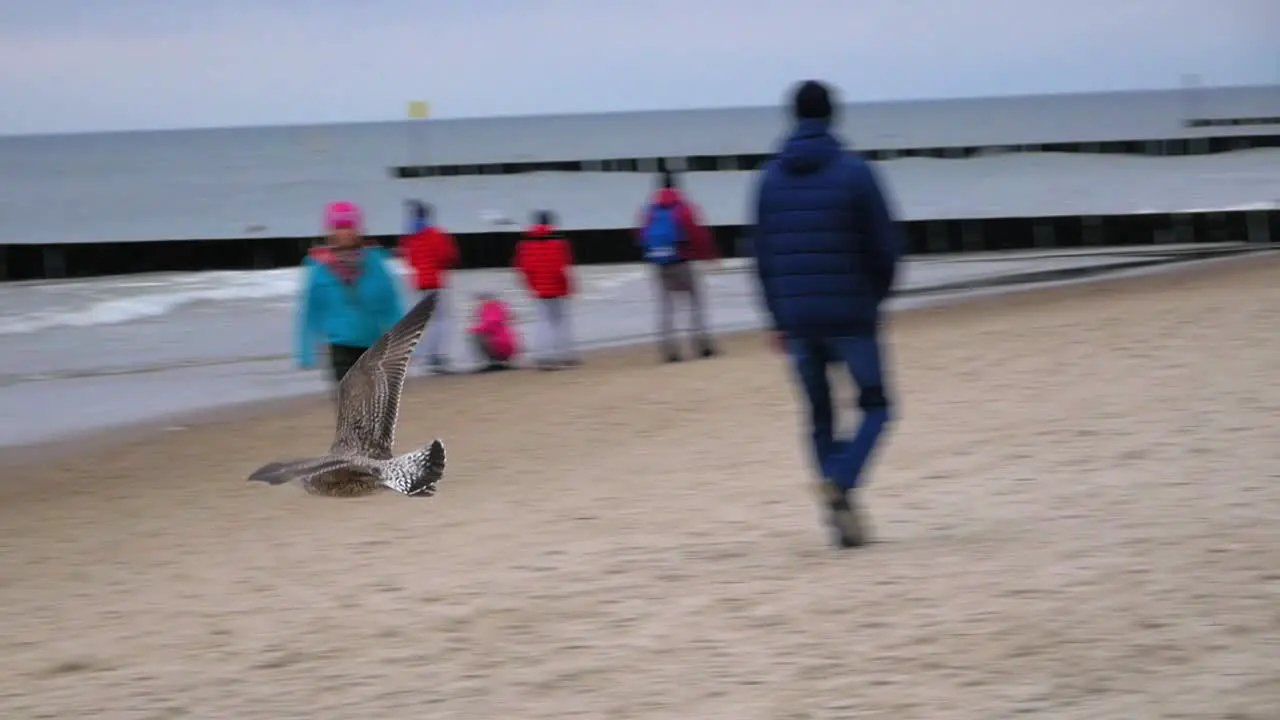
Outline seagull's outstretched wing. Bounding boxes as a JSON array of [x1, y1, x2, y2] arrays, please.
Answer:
[[330, 291, 438, 458], [248, 456, 375, 486]]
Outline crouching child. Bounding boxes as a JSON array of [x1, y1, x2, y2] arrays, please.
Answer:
[[467, 293, 519, 372]]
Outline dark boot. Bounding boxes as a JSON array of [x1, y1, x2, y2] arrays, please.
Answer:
[[815, 481, 868, 548]]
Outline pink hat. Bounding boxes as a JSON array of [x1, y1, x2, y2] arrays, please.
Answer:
[[324, 201, 362, 230]]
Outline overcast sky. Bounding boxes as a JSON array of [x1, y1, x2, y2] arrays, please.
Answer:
[[0, 0, 1276, 135]]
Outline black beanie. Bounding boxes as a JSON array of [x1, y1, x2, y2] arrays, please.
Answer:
[[793, 80, 834, 121], [534, 210, 555, 227], [407, 199, 427, 222]]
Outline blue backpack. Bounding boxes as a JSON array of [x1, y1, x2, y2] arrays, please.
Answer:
[[641, 205, 683, 265]]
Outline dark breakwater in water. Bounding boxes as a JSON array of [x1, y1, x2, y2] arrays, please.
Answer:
[[1, 208, 1276, 281]]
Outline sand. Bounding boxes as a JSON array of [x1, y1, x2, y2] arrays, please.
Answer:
[[2, 256, 1278, 719]]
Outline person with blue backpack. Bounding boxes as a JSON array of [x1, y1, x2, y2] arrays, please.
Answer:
[[635, 171, 721, 363], [752, 81, 904, 549]]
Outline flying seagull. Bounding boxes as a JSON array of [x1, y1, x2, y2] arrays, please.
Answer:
[[248, 291, 447, 497]]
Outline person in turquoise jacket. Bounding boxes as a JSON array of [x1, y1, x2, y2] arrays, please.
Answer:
[[296, 201, 406, 392]]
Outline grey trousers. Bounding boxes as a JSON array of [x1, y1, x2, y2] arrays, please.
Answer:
[[653, 262, 711, 354]]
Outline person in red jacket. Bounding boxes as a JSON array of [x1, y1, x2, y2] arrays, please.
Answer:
[[398, 200, 460, 372], [636, 170, 721, 363], [513, 210, 580, 370]]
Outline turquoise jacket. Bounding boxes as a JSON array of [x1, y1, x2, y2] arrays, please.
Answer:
[[296, 246, 406, 368]]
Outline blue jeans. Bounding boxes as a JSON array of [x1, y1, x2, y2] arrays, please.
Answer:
[[783, 335, 892, 492]]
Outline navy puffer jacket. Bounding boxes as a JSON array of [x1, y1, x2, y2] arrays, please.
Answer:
[[751, 119, 903, 338]]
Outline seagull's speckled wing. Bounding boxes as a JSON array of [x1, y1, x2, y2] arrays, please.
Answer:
[[248, 456, 376, 485], [329, 291, 438, 459]]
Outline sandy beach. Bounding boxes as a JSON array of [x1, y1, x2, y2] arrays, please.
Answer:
[[1, 256, 1278, 718]]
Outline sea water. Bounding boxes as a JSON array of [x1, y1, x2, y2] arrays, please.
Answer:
[[0, 261, 763, 448]]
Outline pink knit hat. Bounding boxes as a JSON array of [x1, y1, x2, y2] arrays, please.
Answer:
[[324, 201, 363, 230]]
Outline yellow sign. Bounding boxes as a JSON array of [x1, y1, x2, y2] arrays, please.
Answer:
[[407, 100, 430, 119]]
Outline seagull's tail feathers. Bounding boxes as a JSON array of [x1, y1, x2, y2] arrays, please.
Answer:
[[382, 438, 446, 497]]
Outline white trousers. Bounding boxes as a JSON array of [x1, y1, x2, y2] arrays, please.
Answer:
[[417, 288, 451, 359], [534, 298, 577, 363]]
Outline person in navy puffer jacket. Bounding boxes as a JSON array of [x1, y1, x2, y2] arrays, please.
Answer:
[[751, 80, 904, 549]]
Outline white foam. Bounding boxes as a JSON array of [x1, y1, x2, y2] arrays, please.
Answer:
[[0, 268, 305, 334], [0, 260, 450, 335]]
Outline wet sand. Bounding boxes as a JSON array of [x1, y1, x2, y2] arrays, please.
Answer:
[[2, 256, 1278, 718]]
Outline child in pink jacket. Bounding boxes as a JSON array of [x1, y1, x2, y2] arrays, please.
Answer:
[[468, 293, 520, 372]]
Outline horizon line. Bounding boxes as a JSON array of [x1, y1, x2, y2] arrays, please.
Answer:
[[3, 81, 1276, 141]]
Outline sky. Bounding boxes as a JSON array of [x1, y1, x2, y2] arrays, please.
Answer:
[[0, 0, 1276, 135]]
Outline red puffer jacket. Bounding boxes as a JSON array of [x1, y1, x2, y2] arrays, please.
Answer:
[[398, 226, 459, 290], [513, 224, 574, 299]]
